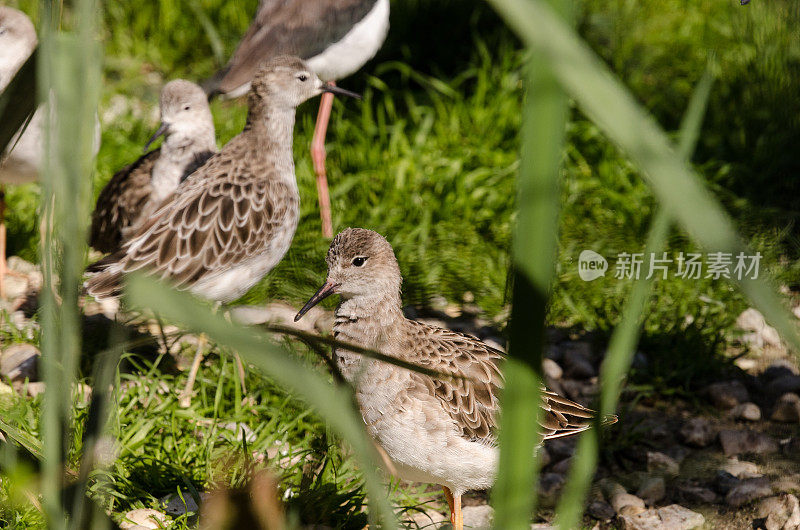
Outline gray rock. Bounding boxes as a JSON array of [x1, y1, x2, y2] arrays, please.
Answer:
[[705, 380, 749, 409], [733, 402, 762, 421], [647, 451, 680, 476], [538, 473, 565, 507], [722, 457, 761, 479], [637, 477, 666, 505], [0, 343, 40, 382], [677, 485, 718, 504], [764, 360, 799, 381], [611, 491, 646, 516], [756, 494, 800, 530], [587, 500, 615, 521], [120, 508, 168, 529], [619, 504, 705, 530], [726, 477, 773, 507], [770, 375, 800, 398], [562, 348, 596, 379], [680, 417, 716, 447], [737, 308, 782, 348], [772, 393, 800, 423], [542, 358, 562, 380], [714, 471, 741, 495], [462, 505, 493, 529], [719, 429, 779, 456], [160, 491, 207, 516]]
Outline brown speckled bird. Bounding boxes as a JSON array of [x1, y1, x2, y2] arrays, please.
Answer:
[[85, 56, 359, 406], [295, 228, 617, 530], [90, 80, 217, 254]]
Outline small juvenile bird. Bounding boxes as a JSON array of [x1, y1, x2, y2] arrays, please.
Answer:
[[86, 56, 359, 406], [295, 228, 617, 529], [205, 0, 390, 238], [90, 80, 217, 253]]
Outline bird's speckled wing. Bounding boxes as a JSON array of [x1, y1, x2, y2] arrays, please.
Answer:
[[403, 320, 599, 443], [85, 141, 297, 298], [90, 149, 159, 254], [215, 0, 379, 94]]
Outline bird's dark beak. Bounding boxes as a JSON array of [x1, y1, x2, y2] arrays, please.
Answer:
[[295, 280, 339, 321], [143, 122, 170, 152], [322, 83, 361, 100]]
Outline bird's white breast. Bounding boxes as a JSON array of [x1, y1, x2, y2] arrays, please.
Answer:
[[306, 0, 390, 82]]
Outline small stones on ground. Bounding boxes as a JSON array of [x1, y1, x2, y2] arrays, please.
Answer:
[[461, 505, 493, 529], [677, 484, 718, 504], [719, 429, 779, 456], [0, 343, 39, 383], [733, 402, 762, 421], [772, 393, 800, 423], [637, 477, 666, 505], [620, 504, 705, 530], [542, 358, 562, 380], [538, 473, 565, 507], [587, 500, 615, 521], [755, 494, 800, 530], [737, 308, 782, 349], [562, 347, 596, 379], [680, 417, 716, 447], [647, 451, 680, 477], [120, 508, 168, 529], [726, 477, 773, 507], [604, 482, 646, 516], [714, 471, 741, 495], [705, 380, 749, 409], [722, 457, 761, 479], [407, 508, 446, 528]]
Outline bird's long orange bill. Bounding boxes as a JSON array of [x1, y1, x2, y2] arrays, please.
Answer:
[[322, 83, 361, 100], [295, 280, 338, 321]]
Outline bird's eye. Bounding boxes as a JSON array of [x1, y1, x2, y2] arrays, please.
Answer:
[[297, 74, 308, 82], [183, 105, 191, 111], [352, 256, 367, 267]]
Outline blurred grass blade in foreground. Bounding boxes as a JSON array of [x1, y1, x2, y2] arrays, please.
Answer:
[[555, 71, 714, 529], [36, 0, 101, 526], [125, 273, 398, 529], [492, 0, 571, 527]]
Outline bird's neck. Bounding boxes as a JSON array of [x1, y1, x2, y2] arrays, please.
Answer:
[[334, 293, 405, 347], [243, 102, 297, 178], [150, 131, 216, 201]]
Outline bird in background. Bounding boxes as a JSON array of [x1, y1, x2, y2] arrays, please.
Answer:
[[86, 56, 360, 407], [295, 228, 618, 530], [205, 0, 390, 238], [90, 79, 217, 254]]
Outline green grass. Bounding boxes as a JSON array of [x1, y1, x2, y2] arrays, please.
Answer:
[[1, 0, 799, 526]]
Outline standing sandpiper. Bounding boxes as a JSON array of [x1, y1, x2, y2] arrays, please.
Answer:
[[86, 56, 359, 406], [90, 80, 217, 254], [205, 0, 390, 238], [295, 228, 617, 529]]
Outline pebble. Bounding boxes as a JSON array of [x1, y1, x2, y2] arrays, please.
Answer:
[[619, 504, 705, 530], [737, 308, 782, 348], [462, 505, 493, 529], [160, 491, 207, 516], [768, 375, 800, 398], [637, 477, 666, 505], [25, 381, 46, 398], [764, 360, 798, 381], [726, 477, 773, 507], [679, 418, 716, 448], [705, 380, 749, 409], [0, 343, 39, 382], [647, 451, 680, 477], [719, 429, 779, 456], [714, 471, 741, 495], [538, 473, 565, 508], [722, 457, 761, 479], [755, 494, 800, 530], [772, 393, 800, 423], [677, 485, 718, 504], [608, 484, 646, 516], [586, 499, 615, 521], [119, 508, 168, 529], [733, 402, 762, 421], [542, 358, 563, 380]]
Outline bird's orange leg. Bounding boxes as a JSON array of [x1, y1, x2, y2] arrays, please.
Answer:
[[454, 492, 463, 530], [442, 486, 455, 524], [311, 83, 335, 239]]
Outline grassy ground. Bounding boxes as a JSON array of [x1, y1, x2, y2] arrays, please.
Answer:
[[1, 0, 799, 527]]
